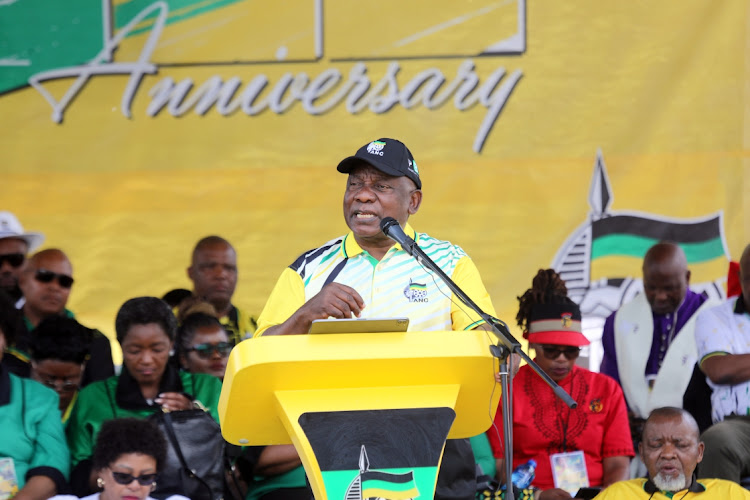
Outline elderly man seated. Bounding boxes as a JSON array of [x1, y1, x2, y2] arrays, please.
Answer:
[[593, 407, 750, 499]]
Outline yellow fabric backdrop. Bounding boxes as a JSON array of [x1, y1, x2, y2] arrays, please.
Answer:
[[1, 1, 748, 363]]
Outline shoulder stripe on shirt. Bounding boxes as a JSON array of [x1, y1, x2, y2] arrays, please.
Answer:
[[324, 258, 349, 286], [289, 240, 343, 277]]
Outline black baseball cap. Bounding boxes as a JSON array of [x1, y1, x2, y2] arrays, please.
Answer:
[[336, 138, 422, 189]]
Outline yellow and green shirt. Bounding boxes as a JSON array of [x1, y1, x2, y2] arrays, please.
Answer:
[[593, 478, 750, 499], [256, 225, 496, 336]]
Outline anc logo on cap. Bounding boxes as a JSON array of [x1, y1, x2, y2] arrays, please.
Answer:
[[409, 158, 419, 175], [560, 312, 572, 328], [366, 140, 386, 156]]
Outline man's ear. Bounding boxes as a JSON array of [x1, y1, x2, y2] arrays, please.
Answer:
[[685, 269, 691, 285], [408, 189, 422, 215], [696, 441, 705, 464], [638, 442, 644, 462], [187, 265, 195, 281]]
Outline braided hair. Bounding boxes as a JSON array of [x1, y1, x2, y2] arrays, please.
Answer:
[[516, 269, 575, 333]]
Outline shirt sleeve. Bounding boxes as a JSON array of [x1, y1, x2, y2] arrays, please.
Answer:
[[25, 382, 70, 482], [695, 302, 732, 365], [66, 384, 101, 467], [254, 267, 307, 337], [450, 256, 497, 331]]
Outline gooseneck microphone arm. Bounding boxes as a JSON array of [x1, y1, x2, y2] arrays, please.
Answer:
[[379, 217, 574, 403], [379, 217, 577, 500]]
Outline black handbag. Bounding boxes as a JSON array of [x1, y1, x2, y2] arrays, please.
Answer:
[[149, 408, 226, 500]]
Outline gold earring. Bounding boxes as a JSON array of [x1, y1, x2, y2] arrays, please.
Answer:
[[96, 477, 105, 489]]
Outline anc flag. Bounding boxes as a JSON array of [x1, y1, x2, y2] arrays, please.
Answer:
[[361, 470, 419, 499], [588, 213, 727, 283], [591, 214, 724, 263]]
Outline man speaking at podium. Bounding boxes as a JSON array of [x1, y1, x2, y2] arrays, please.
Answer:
[[254, 137, 498, 499]]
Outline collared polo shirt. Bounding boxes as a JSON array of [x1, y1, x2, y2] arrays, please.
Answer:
[[592, 477, 750, 499], [255, 225, 495, 336]]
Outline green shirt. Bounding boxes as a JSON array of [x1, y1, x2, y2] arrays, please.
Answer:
[[66, 370, 222, 467], [0, 369, 70, 491]]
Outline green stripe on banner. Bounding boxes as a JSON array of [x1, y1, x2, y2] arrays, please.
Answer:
[[115, 0, 244, 37], [591, 234, 725, 263]]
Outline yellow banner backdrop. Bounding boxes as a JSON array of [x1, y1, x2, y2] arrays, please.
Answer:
[[1, 0, 748, 364]]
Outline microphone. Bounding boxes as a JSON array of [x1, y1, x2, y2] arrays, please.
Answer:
[[380, 217, 416, 255]]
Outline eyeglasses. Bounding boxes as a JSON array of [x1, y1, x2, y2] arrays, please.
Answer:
[[0, 253, 24, 268], [540, 345, 581, 360], [38, 376, 79, 392], [187, 342, 233, 359], [34, 268, 74, 288], [111, 471, 158, 486]]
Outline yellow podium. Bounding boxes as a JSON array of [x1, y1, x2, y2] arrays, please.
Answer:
[[219, 331, 501, 500]]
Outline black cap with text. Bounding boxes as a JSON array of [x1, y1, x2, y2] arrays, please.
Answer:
[[336, 138, 422, 189]]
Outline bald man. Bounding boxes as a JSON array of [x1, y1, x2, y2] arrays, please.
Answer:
[[694, 243, 750, 483], [1, 249, 114, 387], [187, 236, 257, 344], [598, 243, 718, 469]]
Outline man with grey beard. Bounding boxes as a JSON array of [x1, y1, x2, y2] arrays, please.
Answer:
[[592, 407, 750, 499]]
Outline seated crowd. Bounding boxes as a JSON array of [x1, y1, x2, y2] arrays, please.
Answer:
[[2, 208, 750, 500]]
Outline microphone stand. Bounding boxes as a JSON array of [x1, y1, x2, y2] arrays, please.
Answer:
[[395, 232, 577, 500]]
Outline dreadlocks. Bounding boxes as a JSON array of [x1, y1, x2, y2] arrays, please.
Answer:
[[516, 268, 575, 332]]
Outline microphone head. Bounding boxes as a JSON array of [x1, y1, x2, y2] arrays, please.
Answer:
[[379, 217, 399, 235]]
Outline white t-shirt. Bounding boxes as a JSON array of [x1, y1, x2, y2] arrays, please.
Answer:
[[695, 296, 750, 422]]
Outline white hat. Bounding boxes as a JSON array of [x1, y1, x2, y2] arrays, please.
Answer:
[[0, 211, 45, 252]]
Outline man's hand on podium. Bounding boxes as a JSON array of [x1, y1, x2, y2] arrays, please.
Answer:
[[301, 282, 365, 321], [263, 283, 366, 335]]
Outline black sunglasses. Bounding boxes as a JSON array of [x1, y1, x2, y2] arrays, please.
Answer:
[[187, 342, 233, 359], [0, 253, 24, 268], [111, 471, 158, 486], [540, 345, 581, 360], [34, 268, 74, 288]]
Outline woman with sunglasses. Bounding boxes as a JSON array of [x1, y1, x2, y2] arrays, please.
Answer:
[[176, 311, 233, 380], [488, 269, 634, 500], [66, 297, 223, 497], [52, 418, 189, 500]]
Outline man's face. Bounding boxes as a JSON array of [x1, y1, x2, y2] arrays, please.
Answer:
[[20, 252, 73, 317], [188, 242, 237, 307], [342, 164, 421, 245], [0, 237, 28, 295], [643, 261, 689, 315], [640, 414, 704, 491]]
